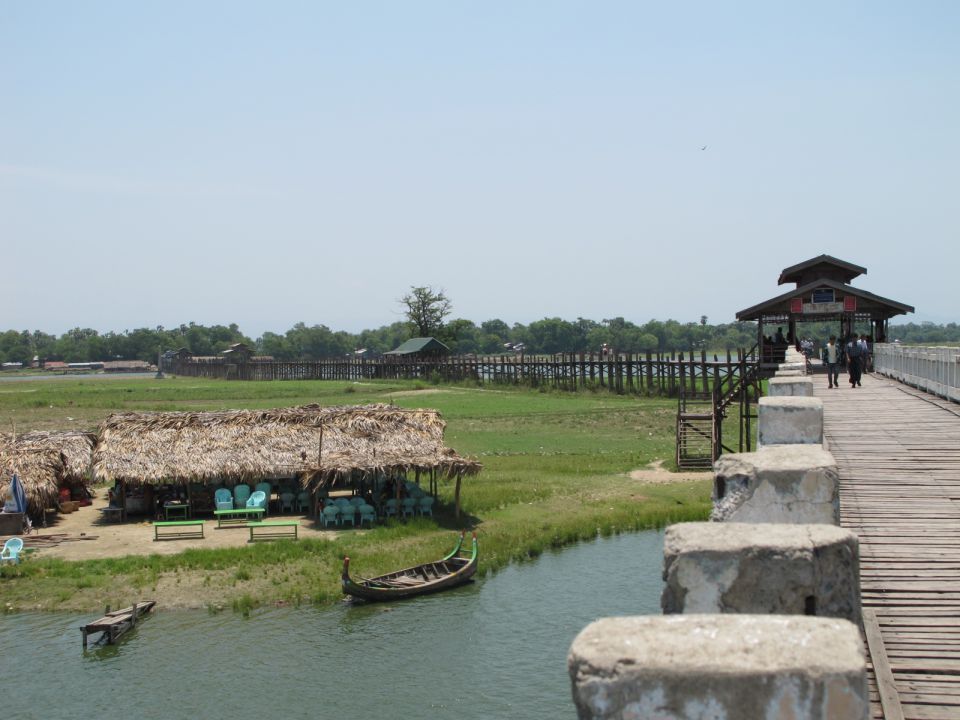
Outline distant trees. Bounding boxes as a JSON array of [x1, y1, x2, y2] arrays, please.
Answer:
[[1, 318, 955, 366], [400, 286, 452, 338]]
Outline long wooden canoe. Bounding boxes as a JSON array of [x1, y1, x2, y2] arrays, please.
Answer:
[[342, 532, 478, 602]]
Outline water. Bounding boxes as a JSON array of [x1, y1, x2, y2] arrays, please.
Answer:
[[0, 530, 664, 720]]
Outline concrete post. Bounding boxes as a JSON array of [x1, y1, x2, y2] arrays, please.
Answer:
[[661, 522, 861, 624], [568, 614, 868, 720], [778, 362, 807, 374], [711, 444, 839, 524], [758, 396, 823, 446], [768, 376, 815, 397]]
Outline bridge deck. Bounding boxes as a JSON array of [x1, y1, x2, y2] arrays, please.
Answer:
[[817, 372, 960, 720]]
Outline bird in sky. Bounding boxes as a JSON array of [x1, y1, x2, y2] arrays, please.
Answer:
[[701, 145, 707, 150]]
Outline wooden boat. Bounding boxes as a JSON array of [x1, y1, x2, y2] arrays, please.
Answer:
[[342, 532, 478, 601]]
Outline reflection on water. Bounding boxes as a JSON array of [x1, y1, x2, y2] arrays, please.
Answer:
[[0, 530, 664, 720]]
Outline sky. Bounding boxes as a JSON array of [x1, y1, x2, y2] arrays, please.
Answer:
[[3, 1, 958, 339]]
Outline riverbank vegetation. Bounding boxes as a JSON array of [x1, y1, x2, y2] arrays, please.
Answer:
[[0, 376, 711, 612]]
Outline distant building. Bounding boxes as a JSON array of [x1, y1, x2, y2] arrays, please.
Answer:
[[384, 337, 451, 359], [221, 343, 253, 363]]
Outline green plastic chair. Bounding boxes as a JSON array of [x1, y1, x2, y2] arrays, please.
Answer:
[[401, 497, 417, 520], [279, 492, 295, 513], [383, 498, 398, 519], [296, 491, 310, 512]]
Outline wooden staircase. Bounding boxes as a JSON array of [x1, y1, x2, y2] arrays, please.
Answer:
[[676, 346, 761, 470]]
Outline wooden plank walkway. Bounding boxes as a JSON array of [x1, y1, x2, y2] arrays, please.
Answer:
[[817, 371, 960, 720]]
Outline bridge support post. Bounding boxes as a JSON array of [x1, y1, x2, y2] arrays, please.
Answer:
[[661, 522, 861, 624], [568, 615, 869, 720], [758, 396, 823, 446]]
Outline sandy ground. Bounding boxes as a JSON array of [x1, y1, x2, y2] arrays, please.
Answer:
[[627, 460, 711, 485], [21, 490, 338, 561], [14, 462, 707, 563]]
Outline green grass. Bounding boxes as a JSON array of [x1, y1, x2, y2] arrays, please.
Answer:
[[0, 376, 711, 612]]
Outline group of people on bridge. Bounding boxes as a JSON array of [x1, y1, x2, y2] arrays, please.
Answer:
[[821, 334, 872, 389]]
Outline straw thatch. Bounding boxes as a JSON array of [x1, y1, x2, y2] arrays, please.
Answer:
[[92, 404, 481, 489], [0, 430, 95, 515], [1, 430, 95, 482], [0, 447, 65, 514]]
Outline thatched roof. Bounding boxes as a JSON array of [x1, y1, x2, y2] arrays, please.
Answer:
[[92, 404, 481, 489], [1, 448, 64, 515], [0, 431, 95, 515], [1, 430, 95, 481]]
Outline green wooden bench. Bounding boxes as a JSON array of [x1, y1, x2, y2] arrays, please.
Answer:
[[214, 508, 266, 528], [247, 521, 299, 542], [154, 520, 205, 541]]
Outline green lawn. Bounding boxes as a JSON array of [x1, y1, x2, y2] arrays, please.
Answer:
[[0, 376, 711, 612]]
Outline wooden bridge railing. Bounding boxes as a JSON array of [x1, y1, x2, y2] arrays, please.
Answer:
[[166, 349, 757, 397]]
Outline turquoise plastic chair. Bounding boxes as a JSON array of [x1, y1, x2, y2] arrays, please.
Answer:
[[358, 503, 376, 527], [418, 496, 435, 518], [246, 490, 267, 511], [296, 491, 310, 512], [233, 484, 251, 509], [348, 496, 364, 507], [401, 497, 417, 520], [334, 498, 351, 511], [1, 537, 24, 564], [214, 488, 233, 511], [255, 482, 272, 511], [321, 504, 340, 528], [279, 492, 295, 513], [383, 498, 398, 519], [339, 505, 356, 527]]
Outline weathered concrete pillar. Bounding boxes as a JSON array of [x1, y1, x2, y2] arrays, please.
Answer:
[[778, 361, 806, 374], [568, 614, 868, 720], [768, 376, 815, 397], [711, 444, 839, 524], [758, 396, 823, 446], [661, 522, 861, 623]]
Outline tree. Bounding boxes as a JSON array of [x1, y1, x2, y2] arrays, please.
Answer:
[[400, 286, 452, 337]]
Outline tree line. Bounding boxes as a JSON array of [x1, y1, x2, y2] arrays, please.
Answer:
[[2, 318, 957, 366]]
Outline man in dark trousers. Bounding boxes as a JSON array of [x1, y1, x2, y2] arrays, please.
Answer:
[[845, 335, 862, 387]]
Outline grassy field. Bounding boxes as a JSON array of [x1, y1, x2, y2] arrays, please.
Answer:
[[0, 375, 711, 612]]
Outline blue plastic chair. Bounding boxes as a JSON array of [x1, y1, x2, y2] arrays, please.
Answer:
[[383, 498, 398, 519], [246, 490, 267, 511], [348, 496, 365, 507], [214, 488, 233, 511], [233, 484, 251, 509], [401, 497, 417, 520], [320, 504, 340, 528], [279, 492, 295, 513], [1, 537, 24, 564], [358, 503, 376, 527]]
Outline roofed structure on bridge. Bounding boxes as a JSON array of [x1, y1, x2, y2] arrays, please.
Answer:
[[737, 254, 914, 364]]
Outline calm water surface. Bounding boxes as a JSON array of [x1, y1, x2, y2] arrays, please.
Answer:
[[0, 530, 664, 720]]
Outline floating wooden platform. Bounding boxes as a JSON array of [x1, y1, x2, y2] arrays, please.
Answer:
[[818, 373, 960, 720], [81, 601, 156, 648]]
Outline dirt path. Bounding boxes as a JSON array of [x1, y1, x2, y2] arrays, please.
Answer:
[[627, 460, 711, 485]]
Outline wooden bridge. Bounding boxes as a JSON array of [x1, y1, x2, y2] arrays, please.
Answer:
[[818, 372, 960, 720]]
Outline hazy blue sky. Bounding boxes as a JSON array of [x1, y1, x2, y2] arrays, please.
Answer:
[[3, 2, 958, 338]]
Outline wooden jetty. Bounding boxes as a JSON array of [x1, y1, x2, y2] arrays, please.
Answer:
[[819, 373, 960, 720], [81, 601, 156, 648]]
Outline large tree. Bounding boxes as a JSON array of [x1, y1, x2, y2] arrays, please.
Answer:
[[400, 286, 452, 337]]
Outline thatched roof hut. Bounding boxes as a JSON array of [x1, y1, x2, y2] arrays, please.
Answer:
[[92, 404, 481, 491], [1, 430, 96, 515]]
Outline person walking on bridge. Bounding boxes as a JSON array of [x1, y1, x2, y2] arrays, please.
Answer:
[[824, 336, 840, 389], [845, 335, 863, 387]]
